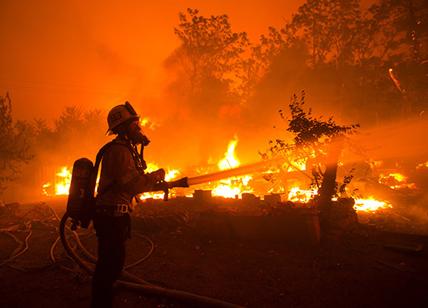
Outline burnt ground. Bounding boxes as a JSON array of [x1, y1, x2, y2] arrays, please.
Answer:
[[1, 198, 428, 308]]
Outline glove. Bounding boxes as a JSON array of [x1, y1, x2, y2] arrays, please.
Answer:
[[149, 168, 165, 182]]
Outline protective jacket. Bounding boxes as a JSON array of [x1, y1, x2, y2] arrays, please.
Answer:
[[95, 135, 154, 207]]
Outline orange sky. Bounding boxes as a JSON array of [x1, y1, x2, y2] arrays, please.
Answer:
[[0, 0, 303, 121]]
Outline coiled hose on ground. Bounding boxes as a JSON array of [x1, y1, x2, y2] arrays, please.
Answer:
[[59, 212, 243, 308]]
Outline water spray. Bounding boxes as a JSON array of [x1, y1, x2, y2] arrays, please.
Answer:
[[187, 157, 283, 186]]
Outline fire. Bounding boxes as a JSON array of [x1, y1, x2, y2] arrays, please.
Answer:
[[379, 172, 416, 190], [42, 163, 180, 199], [218, 137, 239, 169], [55, 166, 72, 195], [212, 184, 241, 199], [38, 136, 405, 218], [211, 137, 253, 198], [145, 162, 180, 181], [285, 158, 307, 172], [139, 163, 181, 200], [287, 187, 317, 203], [387, 172, 406, 182], [139, 117, 157, 130], [354, 197, 392, 212], [43, 166, 72, 196]]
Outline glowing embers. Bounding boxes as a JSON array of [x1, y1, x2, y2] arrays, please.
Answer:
[[378, 172, 416, 190], [43, 166, 72, 196], [353, 197, 392, 212]]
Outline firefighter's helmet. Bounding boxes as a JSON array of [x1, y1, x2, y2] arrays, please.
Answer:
[[106, 101, 139, 134]]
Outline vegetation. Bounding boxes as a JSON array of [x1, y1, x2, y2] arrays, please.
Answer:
[[262, 92, 359, 199], [168, 1, 427, 124], [0, 98, 105, 199], [0, 94, 34, 194], [1, 0, 427, 198], [165, 8, 250, 117]]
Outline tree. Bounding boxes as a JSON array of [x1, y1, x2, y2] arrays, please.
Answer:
[[368, 0, 428, 115], [0, 93, 34, 194], [285, 0, 363, 67], [369, 0, 428, 63], [165, 8, 250, 114], [33, 106, 105, 160], [252, 0, 427, 122], [263, 92, 359, 204], [243, 27, 288, 94]]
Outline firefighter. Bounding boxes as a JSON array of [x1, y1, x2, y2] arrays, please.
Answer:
[[91, 102, 164, 308]]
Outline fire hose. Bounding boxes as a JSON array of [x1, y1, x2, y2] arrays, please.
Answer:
[[58, 159, 286, 307], [59, 212, 243, 307], [0, 222, 32, 268]]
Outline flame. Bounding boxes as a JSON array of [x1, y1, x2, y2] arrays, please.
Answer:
[[387, 172, 406, 182], [218, 137, 239, 169], [210, 137, 253, 198], [145, 162, 180, 181], [139, 162, 181, 200], [43, 166, 72, 196], [287, 187, 317, 203], [139, 117, 157, 130], [139, 192, 167, 200], [55, 166, 72, 195], [354, 197, 392, 212], [38, 135, 410, 219], [379, 172, 416, 190], [42, 162, 180, 200], [212, 184, 241, 198]]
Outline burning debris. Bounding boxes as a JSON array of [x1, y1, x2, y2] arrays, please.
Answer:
[[38, 96, 428, 239], [36, 95, 428, 239]]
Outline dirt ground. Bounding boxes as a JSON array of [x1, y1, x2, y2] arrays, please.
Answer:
[[1, 198, 428, 308]]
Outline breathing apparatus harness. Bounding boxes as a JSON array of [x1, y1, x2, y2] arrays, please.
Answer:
[[97, 136, 152, 215], [127, 137, 148, 174]]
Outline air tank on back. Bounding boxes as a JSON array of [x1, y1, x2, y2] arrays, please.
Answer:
[[66, 158, 95, 228]]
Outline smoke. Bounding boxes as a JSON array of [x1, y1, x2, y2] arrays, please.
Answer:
[[2, 3, 427, 216], [349, 116, 428, 162], [2, 108, 111, 202]]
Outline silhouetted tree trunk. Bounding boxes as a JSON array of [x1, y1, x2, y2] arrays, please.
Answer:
[[317, 136, 343, 230]]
